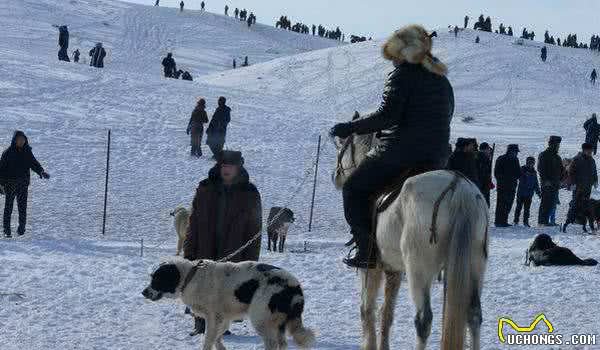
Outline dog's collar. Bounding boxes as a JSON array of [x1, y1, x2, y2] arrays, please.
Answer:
[[180, 261, 202, 294]]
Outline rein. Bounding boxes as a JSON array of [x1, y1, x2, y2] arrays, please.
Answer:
[[336, 135, 357, 174]]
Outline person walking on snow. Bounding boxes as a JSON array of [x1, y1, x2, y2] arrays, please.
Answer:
[[541, 46, 547, 62], [591, 69, 597, 85], [0, 131, 50, 238], [200, 1, 204, 11], [58, 25, 70, 62], [584, 113, 600, 155], [161, 53, 176, 78], [514, 157, 541, 227], [494, 144, 521, 227], [89, 43, 106, 68], [329, 25, 454, 268], [187, 98, 209, 157], [72, 49, 80, 63], [563, 143, 597, 232], [180, 1, 184, 11], [224, 5, 229, 16], [206, 97, 231, 159]]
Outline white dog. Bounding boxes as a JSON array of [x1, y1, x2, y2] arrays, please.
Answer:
[[142, 258, 315, 350], [170, 206, 190, 256]]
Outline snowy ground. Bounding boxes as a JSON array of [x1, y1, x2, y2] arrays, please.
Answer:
[[1, 0, 600, 349]]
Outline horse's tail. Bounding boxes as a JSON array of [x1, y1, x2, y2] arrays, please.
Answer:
[[441, 182, 488, 350]]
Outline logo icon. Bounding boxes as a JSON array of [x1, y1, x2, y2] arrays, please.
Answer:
[[498, 313, 554, 343]]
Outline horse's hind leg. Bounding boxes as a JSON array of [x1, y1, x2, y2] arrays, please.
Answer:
[[468, 288, 482, 350], [407, 268, 432, 350], [379, 271, 401, 350], [360, 267, 382, 350]]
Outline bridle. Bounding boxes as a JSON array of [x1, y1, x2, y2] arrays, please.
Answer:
[[335, 134, 358, 177]]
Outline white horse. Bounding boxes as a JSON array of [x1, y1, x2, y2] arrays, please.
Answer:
[[333, 131, 489, 350]]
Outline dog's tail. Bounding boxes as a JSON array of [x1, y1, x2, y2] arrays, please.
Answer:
[[286, 291, 315, 348], [581, 258, 598, 266]]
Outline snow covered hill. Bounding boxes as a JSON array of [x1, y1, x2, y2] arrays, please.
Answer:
[[1, 0, 600, 349]]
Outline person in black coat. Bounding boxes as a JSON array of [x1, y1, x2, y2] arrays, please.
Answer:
[[162, 53, 176, 78], [73, 49, 80, 63], [494, 144, 521, 227], [541, 46, 547, 62], [329, 25, 454, 268], [447, 138, 479, 185], [89, 43, 106, 68], [537, 136, 564, 226], [476, 142, 493, 205], [0, 131, 50, 237], [563, 143, 598, 232], [58, 25, 70, 62], [187, 98, 209, 157], [584, 113, 600, 155], [514, 157, 541, 227], [206, 97, 231, 159], [591, 69, 597, 85]]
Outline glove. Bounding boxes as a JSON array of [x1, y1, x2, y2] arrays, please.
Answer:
[[41, 172, 50, 179], [329, 122, 354, 139]]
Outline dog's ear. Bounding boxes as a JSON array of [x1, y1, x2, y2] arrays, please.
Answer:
[[151, 263, 181, 293]]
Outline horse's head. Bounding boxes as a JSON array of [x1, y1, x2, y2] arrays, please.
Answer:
[[331, 112, 375, 190]]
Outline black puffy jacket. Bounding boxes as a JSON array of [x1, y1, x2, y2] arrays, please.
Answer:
[[494, 152, 521, 187], [476, 151, 492, 190], [0, 131, 45, 186], [537, 146, 564, 187], [350, 62, 454, 166], [569, 152, 598, 189], [447, 150, 479, 186], [207, 105, 231, 143]]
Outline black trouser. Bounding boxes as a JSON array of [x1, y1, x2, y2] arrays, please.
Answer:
[[495, 183, 516, 225], [3, 182, 28, 235], [514, 196, 532, 224], [480, 185, 490, 207], [538, 185, 558, 225], [190, 128, 204, 156], [343, 156, 411, 233], [58, 46, 70, 62], [566, 186, 592, 224], [207, 139, 225, 159]]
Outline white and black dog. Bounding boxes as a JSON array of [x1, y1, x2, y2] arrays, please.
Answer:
[[142, 258, 315, 350]]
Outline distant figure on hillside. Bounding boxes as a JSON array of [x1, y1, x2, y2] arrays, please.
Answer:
[[154, 0, 159, 6], [181, 71, 193, 81], [591, 69, 597, 85], [232, 58, 236, 69], [464, 15, 469, 29], [541, 46, 547, 62], [247, 15, 252, 28], [475, 36, 480, 43], [187, 98, 209, 157], [312, 24, 316, 35], [508, 26, 513, 36], [58, 25, 70, 62], [224, 5, 228, 16], [234, 8, 239, 19], [206, 96, 231, 159], [584, 113, 600, 154], [162, 53, 177, 78], [89, 43, 106, 68], [200, 1, 204, 11], [454, 25, 459, 38], [180, 1, 184, 11], [72, 49, 80, 63], [242, 56, 249, 67]]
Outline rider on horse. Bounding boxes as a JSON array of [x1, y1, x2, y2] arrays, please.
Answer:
[[329, 25, 455, 268]]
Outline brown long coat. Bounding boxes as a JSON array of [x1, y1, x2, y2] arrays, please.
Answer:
[[183, 165, 262, 262]]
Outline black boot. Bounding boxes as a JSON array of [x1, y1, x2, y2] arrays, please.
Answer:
[[189, 317, 205, 336], [4, 230, 11, 238], [343, 229, 377, 269]]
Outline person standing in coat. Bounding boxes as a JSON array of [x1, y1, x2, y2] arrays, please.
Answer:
[[183, 150, 262, 335], [206, 96, 231, 160], [0, 131, 50, 238], [476, 142, 493, 205], [464, 15, 469, 29], [72, 49, 80, 63], [541, 46, 548, 62], [514, 157, 541, 227], [537, 136, 564, 226], [161, 53, 176, 78], [447, 138, 479, 186], [591, 69, 597, 85], [563, 143, 598, 232], [89, 43, 106, 68], [494, 144, 521, 227], [584, 113, 600, 155], [179, 1, 184, 11], [187, 98, 209, 157], [329, 25, 454, 268], [58, 25, 70, 62]]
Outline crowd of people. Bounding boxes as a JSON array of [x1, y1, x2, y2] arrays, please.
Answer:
[[56, 25, 106, 68], [275, 16, 344, 41]]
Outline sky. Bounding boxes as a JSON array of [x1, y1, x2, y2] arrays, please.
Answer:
[[127, 0, 600, 43]]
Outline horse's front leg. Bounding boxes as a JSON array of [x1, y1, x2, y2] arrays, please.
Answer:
[[379, 271, 401, 350], [360, 267, 382, 350]]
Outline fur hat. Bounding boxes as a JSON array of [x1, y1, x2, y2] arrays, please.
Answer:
[[548, 135, 562, 145], [479, 142, 490, 151], [507, 144, 520, 153], [219, 150, 244, 166], [382, 25, 447, 76]]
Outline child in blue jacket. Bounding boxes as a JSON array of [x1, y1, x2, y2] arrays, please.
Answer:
[[514, 156, 541, 227]]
